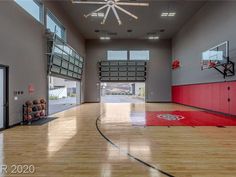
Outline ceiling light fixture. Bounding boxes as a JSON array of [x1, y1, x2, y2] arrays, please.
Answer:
[[148, 36, 159, 40], [71, 0, 149, 25], [91, 12, 105, 17], [161, 13, 169, 17], [100, 37, 111, 40], [161, 12, 176, 17], [168, 12, 176, 17]]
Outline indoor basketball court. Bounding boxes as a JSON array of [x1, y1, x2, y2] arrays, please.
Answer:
[[0, 0, 236, 177]]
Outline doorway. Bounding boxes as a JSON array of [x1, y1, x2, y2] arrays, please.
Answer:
[[100, 82, 145, 103], [0, 65, 9, 130], [48, 76, 81, 115]]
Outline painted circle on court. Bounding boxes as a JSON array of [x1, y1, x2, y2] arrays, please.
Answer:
[[157, 114, 185, 121]]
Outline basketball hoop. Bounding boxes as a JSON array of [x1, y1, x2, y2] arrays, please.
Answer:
[[201, 41, 235, 78], [201, 60, 217, 70], [208, 61, 217, 68]]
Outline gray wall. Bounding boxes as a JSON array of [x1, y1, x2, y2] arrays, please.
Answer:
[[85, 39, 172, 102], [0, 1, 85, 125], [172, 2, 236, 85]]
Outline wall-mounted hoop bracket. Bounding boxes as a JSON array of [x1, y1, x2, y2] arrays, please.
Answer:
[[213, 60, 235, 78]]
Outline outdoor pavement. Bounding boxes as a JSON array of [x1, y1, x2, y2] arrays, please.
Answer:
[[49, 97, 77, 115], [101, 95, 145, 103]]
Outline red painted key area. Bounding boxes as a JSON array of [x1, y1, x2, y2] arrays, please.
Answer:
[[145, 111, 236, 126]]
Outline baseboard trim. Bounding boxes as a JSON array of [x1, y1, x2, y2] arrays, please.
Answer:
[[146, 101, 172, 103], [3, 122, 21, 131], [84, 101, 100, 103]]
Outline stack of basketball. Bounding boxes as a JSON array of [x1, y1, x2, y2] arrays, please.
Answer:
[[23, 98, 46, 122]]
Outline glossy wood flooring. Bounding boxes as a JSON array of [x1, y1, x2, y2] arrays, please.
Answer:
[[1, 103, 236, 177]]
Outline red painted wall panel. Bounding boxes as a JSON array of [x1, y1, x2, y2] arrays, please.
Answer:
[[230, 82, 236, 115], [210, 83, 228, 113], [172, 81, 236, 116], [211, 83, 221, 112], [219, 83, 229, 113]]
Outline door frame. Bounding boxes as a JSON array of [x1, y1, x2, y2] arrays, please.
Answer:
[[0, 64, 9, 130]]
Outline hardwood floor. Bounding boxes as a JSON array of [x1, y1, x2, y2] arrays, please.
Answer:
[[1, 103, 236, 177]]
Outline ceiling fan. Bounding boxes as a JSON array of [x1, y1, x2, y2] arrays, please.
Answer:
[[71, 0, 149, 25]]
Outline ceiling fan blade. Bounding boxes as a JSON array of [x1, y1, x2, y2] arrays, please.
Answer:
[[116, 2, 149, 6], [101, 6, 111, 24], [84, 5, 108, 18], [115, 5, 138, 19], [72, 0, 107, 5], [111, 6, 122, 25]]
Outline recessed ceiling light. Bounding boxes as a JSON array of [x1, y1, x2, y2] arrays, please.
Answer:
[[100, 37, 111, 40], [161, 13, 169, 17], [98, 12, 105, 17], [91, 13, 97, 17], [148, 36, 159, 40], [161, 12, 176, 17], [91, 12, 105, 17], [168, 12, 176, 17]]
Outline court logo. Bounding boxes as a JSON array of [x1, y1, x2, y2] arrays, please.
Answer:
[[157, 114, 185, 121]]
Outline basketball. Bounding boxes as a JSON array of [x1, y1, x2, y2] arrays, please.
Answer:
[[33, 99, 39, 105], [37, 105, 42, 111], [32, 106, 38, 112], [24, 115, 32, 120], [41, 104, 45, 110], [40, 98, 46, 104], [35, 112, 40, 118], [40, 111, 45, 117], [27, 107, 32, 113], [25, 100, 33, 107], [28, 115, 32, 120]]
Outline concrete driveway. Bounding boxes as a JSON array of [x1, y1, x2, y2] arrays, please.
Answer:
[[101, 95, 145, 103]]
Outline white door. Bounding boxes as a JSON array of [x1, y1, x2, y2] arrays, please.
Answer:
[[0, 68, 4, 129]]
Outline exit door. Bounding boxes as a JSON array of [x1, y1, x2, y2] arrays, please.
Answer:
[[0, 65, 9, 130]]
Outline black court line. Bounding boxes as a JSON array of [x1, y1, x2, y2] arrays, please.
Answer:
[[95, 114, 175, 177]]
